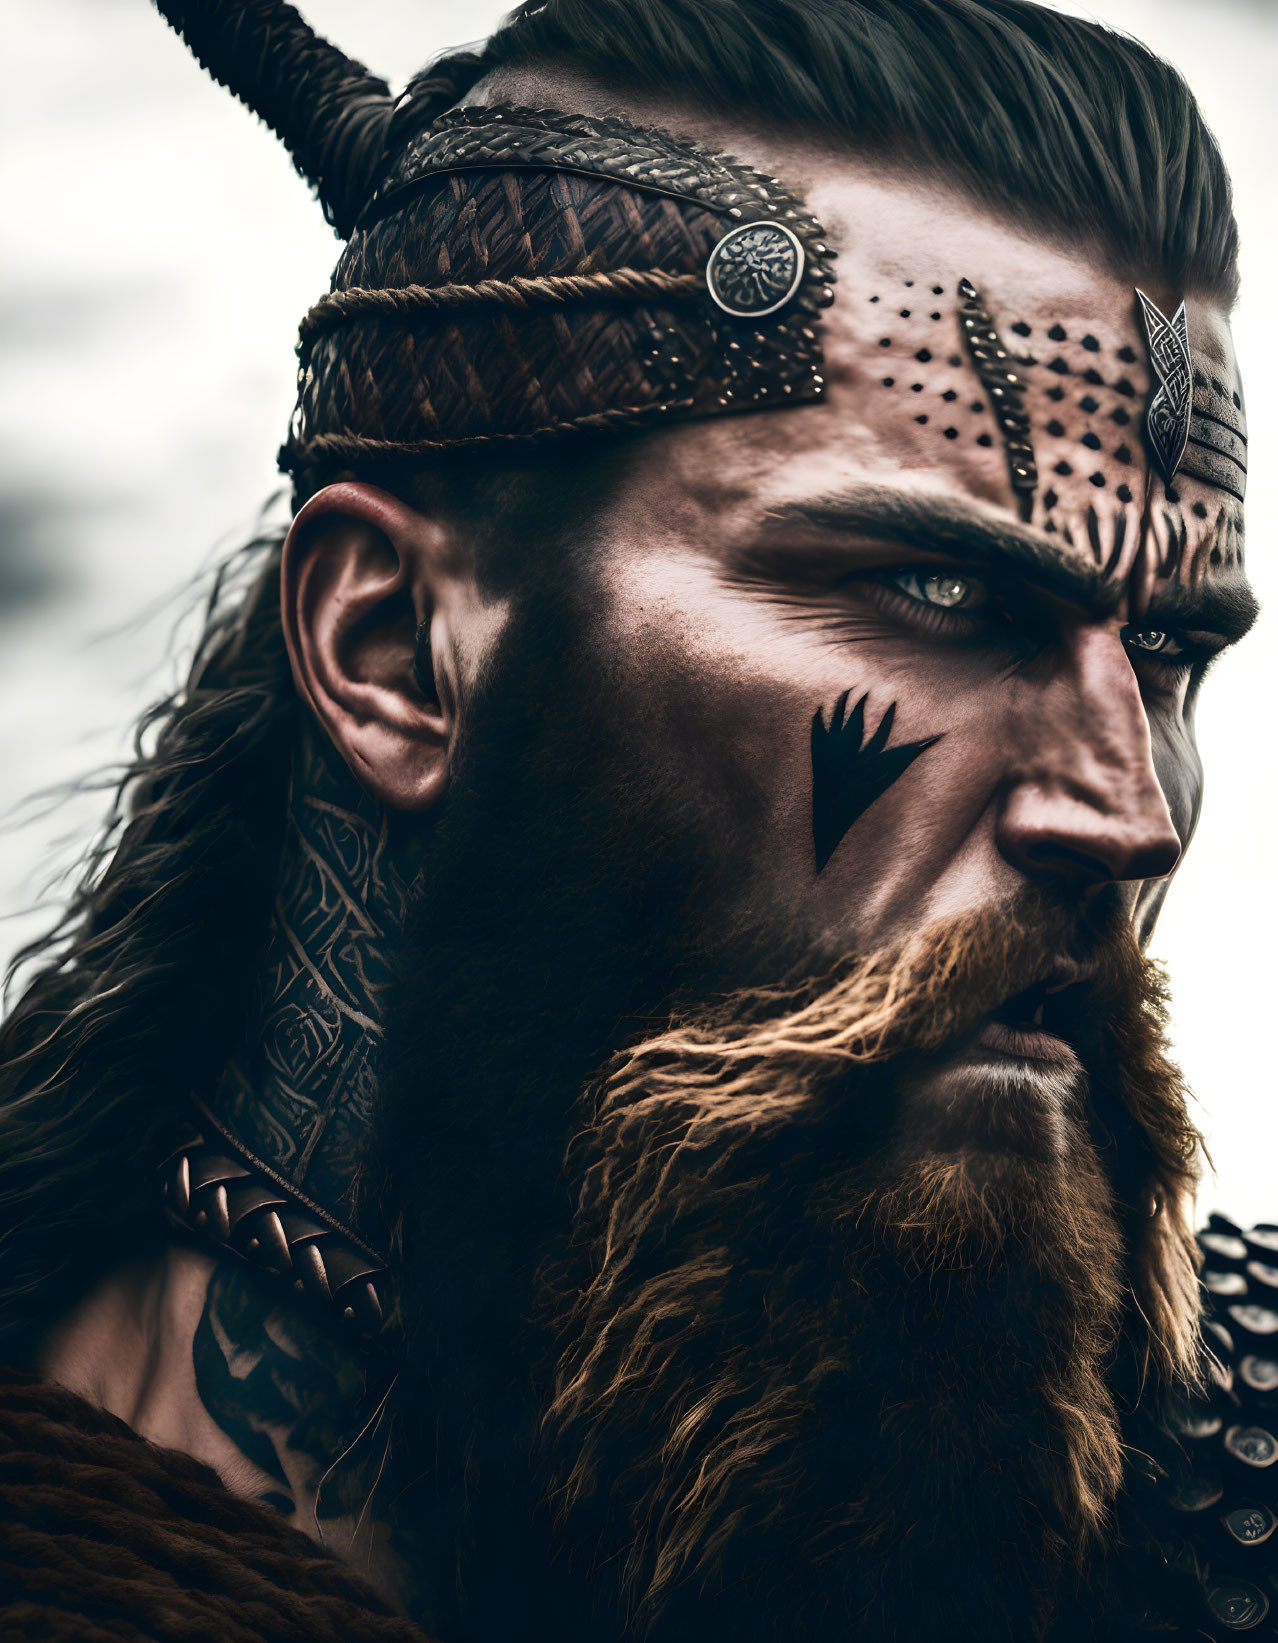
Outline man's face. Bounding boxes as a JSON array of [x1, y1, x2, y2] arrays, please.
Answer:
[[558, 150, 1252, 1087], [375, 131, 1244, 1641]]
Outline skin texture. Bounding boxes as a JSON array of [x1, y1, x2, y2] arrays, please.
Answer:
[[40, 74, 1256, 1622]]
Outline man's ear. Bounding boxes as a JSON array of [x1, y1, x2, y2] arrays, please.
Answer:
[[281, 481, 471, 812]]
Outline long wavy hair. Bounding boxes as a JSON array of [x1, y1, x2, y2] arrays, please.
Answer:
[[0, 531, 295, 1359]]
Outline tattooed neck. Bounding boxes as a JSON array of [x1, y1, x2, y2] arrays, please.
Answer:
[[41, 1241, 410, 1607], [179, 723, 420, 1592], [209, 715, 413, 1245], [193, 1258, 396, 1538]]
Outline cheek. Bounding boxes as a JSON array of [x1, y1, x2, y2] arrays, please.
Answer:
[[707, 633, 1005, 834], [1132, 703, 1196, 948], [594, 560, 1018, 937], [1148, 700, 1203, 846], [677, 628, 1011, 914]]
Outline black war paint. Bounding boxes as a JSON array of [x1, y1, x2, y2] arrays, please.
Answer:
[[811, 691, 942, 871]]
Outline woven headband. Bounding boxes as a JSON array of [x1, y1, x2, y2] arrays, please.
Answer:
[[282, 103, 837, 483], [151, 2, 838, 491]]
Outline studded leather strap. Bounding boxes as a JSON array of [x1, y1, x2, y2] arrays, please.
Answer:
[[159, 1099, 391, 1340]]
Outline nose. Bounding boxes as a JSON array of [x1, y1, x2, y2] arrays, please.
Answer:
[[996, 625, 1182, 891]]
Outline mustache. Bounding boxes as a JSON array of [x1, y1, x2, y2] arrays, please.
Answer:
[[565, 886, 1190, 1308], [593, 885, 1116, 1115], [557, 881, 1202, 1424]]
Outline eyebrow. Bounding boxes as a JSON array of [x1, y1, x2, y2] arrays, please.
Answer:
[[754, 485, 1259, 643]]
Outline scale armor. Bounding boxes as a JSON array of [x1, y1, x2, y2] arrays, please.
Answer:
[[1118, 1219, 1278, 1637]]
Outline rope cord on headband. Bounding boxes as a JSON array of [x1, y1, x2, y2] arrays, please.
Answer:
[[297, 268, 704, 349], [279, 399, 696, 471]]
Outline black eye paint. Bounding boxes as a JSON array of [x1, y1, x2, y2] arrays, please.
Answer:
[[810, 692, 943, 871]]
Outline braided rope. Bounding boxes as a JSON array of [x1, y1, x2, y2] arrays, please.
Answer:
[[0, 1373, 429, 1642], [298, 269, 703, 348], [280, 399, 696, 473]]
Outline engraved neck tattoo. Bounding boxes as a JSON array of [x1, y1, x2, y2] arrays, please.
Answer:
[[208, 715, 411, 1250]]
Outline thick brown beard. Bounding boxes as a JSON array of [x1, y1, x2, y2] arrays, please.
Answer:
[[540, 893, 1201, 1643]]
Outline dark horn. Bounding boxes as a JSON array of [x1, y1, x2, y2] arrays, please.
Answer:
[[153, 0, 394, 237]]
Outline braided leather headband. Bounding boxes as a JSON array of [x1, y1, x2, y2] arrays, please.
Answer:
[[281, 104, 837, 484]]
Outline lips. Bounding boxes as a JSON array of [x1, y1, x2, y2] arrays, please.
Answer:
[[976, 966, 1094, 1067], [977, 1016, 1075, 1065]]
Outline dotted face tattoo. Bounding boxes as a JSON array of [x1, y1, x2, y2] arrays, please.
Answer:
[[857, 276, 1245, 588]]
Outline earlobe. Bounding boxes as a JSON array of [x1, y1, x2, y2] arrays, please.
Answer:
[[281, 483, 457, 813]]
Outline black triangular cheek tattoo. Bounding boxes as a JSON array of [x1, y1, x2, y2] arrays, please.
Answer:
[[810, 691, 943, 872]]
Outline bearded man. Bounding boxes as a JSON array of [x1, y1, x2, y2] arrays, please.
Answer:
[[0, 0, 1267, 1639]]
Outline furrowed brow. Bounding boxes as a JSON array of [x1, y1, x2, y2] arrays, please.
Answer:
[[1143, 577, 1260, 645], [757, 486, 1116, 614]]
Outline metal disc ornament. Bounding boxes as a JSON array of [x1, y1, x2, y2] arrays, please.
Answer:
[[706, 221, 806, 318]]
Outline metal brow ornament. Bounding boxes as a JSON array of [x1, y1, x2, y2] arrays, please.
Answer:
[[957, 278, 1037, 520], [1135, 288, 1193, 483]]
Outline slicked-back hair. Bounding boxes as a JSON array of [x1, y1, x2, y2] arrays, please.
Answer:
[[470, 0, 1238, 304]]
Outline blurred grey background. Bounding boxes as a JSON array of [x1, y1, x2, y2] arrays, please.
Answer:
[[2, 1, 1275, 1218]]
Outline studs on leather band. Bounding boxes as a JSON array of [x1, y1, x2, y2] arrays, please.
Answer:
[[1224, 1425, 1278, 1469], [1221, 1503, 1278, 1547]]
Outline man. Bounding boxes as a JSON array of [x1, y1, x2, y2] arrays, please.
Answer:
[[0, 0, 1267, 1638]]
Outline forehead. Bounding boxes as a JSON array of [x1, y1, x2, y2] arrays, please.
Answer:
[[611, 145, 1248, 607]]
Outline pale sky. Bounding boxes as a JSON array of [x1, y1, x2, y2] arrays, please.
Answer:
[[1, 0, 1274, 1221]]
